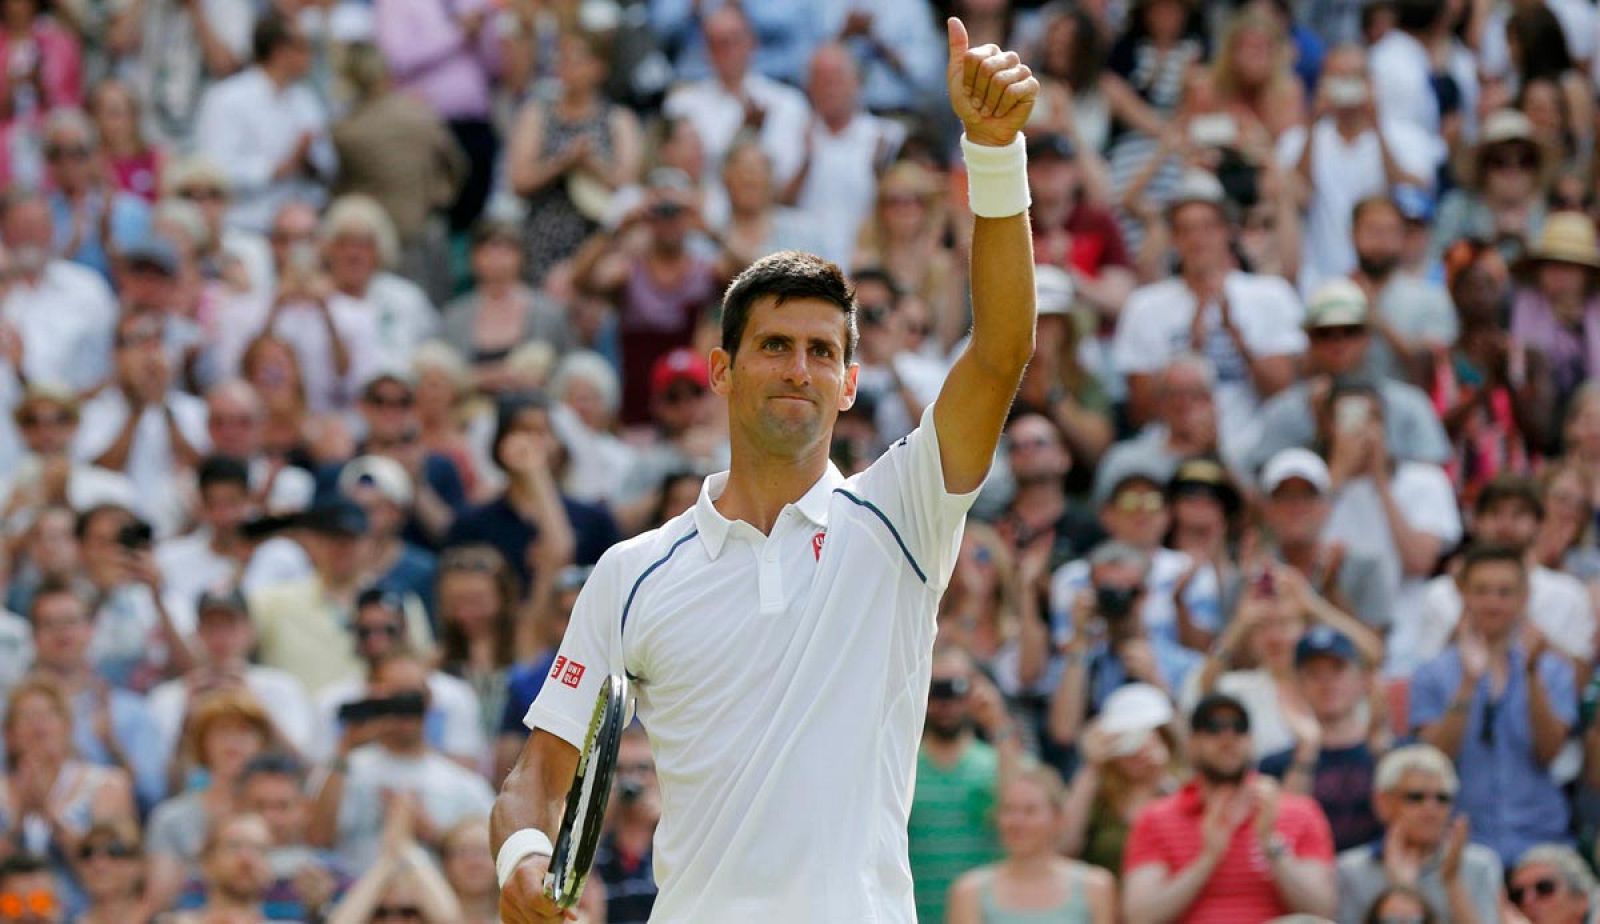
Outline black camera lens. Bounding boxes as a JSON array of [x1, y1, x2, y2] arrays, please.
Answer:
[[1094, 585, 1141, 620]]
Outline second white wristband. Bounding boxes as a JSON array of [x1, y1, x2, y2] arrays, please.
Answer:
[[496, 827, 554, 889], [962, 133, 1030, 219]]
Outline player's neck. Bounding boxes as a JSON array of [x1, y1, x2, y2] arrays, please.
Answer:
[[716, 442, 831, 535]]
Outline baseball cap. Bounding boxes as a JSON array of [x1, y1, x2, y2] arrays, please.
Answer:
[[1303, 279, 1369, 329], [1035, 265, 1076, 317], [1027, 133, 1076, 162], [1260, 447, 1332, 495], [1190, 692, 1251, 732], [1098, 683, 1175, 756], [1168, 457, 1240, 514], [651, 348, 710, 397], [1166, 169, 1228, 218], [123, 237, 180, 277], [297, 499, 369, 537], [338, 455, 413, 507], [1295, 625, 1360, 667], [195, 588, 248, 619]]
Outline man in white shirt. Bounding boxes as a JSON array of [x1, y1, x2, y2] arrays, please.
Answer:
[[1401, 476, 1593, 675], [663, 5, 812, 194], [204, 380, 314, 515], [1370, 0, 1449, 137], [73, 311, 209, 538], [154, 455, 254, 630], [0, 191, 118, 392], [494, 24, 1039, 923], [791, 43, 906, 267], [0, 387, 138, 535], [1276, 45, 1440, 294], [193, 10, 336, 233], [1112, 170, 1306, 458]]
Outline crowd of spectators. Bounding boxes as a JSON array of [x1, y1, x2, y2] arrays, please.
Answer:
[[12, 0, 1600, 922]]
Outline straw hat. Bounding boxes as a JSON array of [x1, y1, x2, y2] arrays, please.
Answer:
[[1461, 108, 1552, 189], [1523, 211, 1600, 271]]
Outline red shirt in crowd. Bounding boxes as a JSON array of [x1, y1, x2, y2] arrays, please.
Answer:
[[1032, 201, 1131, 279], [1122, 776, 1336, 924]]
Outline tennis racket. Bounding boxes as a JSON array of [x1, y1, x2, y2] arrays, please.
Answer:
[[544, 673, 630, 909]]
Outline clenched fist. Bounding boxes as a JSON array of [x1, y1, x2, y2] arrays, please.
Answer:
[[946, 17, 1039, 147]]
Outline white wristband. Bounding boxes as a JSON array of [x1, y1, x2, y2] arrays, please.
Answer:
[[496, 828, 554, 889], [962, 133, 1030, 219]]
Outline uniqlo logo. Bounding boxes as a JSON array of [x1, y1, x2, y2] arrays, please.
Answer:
[[812, 530, 826, 560], [560, 660, 587, 688], [549, 656, 566, 680]]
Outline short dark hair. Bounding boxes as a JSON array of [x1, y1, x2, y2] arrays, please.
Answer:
[[238, 752, 305, 790], [1475, 475, 1544, 521], [720, 251, 857, 363], [74, 502, 132, 541], [1456, 543, 1528, 584], [252, 10, 300, 65], [0, 853, 50, 889], [198, 455, 251, 493], [1394, 0, 1444, 33], [1351, 195, 1403, 229], [27, 576, 83, 623]]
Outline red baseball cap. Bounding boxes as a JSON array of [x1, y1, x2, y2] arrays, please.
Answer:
[[651, 348, 710, 396]]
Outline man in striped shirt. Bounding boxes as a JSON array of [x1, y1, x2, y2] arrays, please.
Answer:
[[1123, 693, 1336, 923]]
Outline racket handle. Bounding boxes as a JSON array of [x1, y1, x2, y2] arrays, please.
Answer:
[[496, 828, 554, 888]]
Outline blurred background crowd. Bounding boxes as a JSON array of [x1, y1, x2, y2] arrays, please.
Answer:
[[8, 0, 1600, 921]]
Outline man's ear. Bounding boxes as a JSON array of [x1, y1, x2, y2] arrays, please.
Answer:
[[709, 348, 733, 398], [838, 362, 859, 412]]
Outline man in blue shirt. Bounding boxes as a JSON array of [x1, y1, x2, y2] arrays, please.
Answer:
[[1409, 543, 1576, 865]]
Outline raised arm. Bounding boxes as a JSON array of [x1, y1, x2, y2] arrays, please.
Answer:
[[934, 18, 1040, 495], [492, 729, 581, 924]]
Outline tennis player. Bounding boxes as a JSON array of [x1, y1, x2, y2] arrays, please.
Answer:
[[492, 17, 1039, 923]]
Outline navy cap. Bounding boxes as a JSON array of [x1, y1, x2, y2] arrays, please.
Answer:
[[297, 499, 369, 536], [1295, 625, 1360, 667], [1027, 133, 1076, 162], [1190, 692, 1250, 731], [122, 237, 180, 277]]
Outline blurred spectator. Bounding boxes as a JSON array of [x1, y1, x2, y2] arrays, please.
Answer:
[[319, 195, 437, 373], [1259, 448, 1392, 630], [74, 310, 207, 538], [493, 561, 586, 780], [410, 343, 484, 501], [236, 754, 345, 922], [940, 523, 1025, 696], [852, 161, 961, 354], [72, 503, 193, 692], [311, 587, 480, 770], [1246, 278, 1451, 475], [713, 138, 827, 268], [1121, 692, 1336, 920], [434, 543, 521, 747], [153, 455, 252, 624], [1, 386, 137, 530], [1211, 5, 1303, 140], [307, 654, 493, 871], [591, 726, 659, 923], [1532, 462, 1600, 582], [1345, 197, 1457, 381], [71, 821, 150, 924], [1368, 0, 1447, 136], [42, 106, 149, 277], [0, 0, 82, 112], [1510, 211, 1600, 417], [1097, 353, 1219, 487], [322, 797, 463, 923], [1432, 110, 1550, 267], [506, 29, 642, 283], [167, 812, 280, 924], [1521, 76, 1593, 181], [1028, 135, 1135, 327], [204, 379, 315, 515], [547, 350, 636, 507], [821, 0, 942, 115], [1411, 544, 1575, 864], [0, 189, 118, 394], [86, 79, 161, 204], [1114, 170, 1305, 457], [145, 589, 314, 776], [849, 267, 940, 449], [947, 763, 1117, 923], [1028, 4, 1113, 163], [164, 156, 272, 297], [193, 11, 335, 233], [994, 409, 1101, 577], [439, 817, 496, 924], [336, 452, 438, 606], [661, 5, 812, 186], [1335, 744, 1501, 924], [1059, 683, 1183, 875], [145, 688, 277, 909], [789, 42, 906, 267], [1411, 476, 1593, 670], [441, 220, 572, 395], [1506, 843, 1596, 924], [109, 0, 251, 147], [3, 503, 78, 627], [907, 646, 1019, 924], [1428, 238, 1551, 499], [330, 42, 463, 307], [0, 854, 63, 924], [1260, 626, 1385, 852]]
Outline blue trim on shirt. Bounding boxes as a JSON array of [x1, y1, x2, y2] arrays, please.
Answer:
[[620, 529, 701, 645], [833, 489, 927, 584]]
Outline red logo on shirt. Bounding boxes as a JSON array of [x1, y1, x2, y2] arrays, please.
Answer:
[[549, 656, 566, 680], [812, 530, 826, 560], [560, 659, 586, 688]]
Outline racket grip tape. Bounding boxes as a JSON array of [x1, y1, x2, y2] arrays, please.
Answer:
[[496, 828, 554, 889]]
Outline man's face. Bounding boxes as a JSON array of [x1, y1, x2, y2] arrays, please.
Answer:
[[353, 602, 405, 662], [118, 261, 178, 314], [705, 7, 753, 85], [16, 400, 76, 456], [370, 661, 430, 752], [806, 46, 857, 124], [115, 313, 171, 395], [1476, 498, 1541, 550], [2, 199, 52, 259], [1006, 414, 1070, 486], [79, 508, 132, 586], [269, 204, 320, 273], [1027, 156, 1079, 210], [1377, 769, 1456, 848], [470, 237, 520, 285], [1170, 202, 1229, 273], [26, 509, 78, 576], [711, 296, 856, 462], [1511, 861, 1590, 924], [1353, 206, 1404, 280], [360, 380, 416, 444], [1460, 560, 1528, 640], [1306, 322, 1370, 376], [44, 127, 93, 194], [1159, 365, 1215, 439], [206, 393, 261, 458], [1100, 479, 1169, 549], [925, 656, 972, 740], [1189, 707, 1252, 784], [1537, 262, 1590, 304], [325, 232, 378, 290], [31, 592, 91, 672], [196, 609, 253, 664], [853, 281, 903, 364], [1264, 479, 1329, 544], [207, 816, 274, 903], [199, 481, 251, 536], [242, 774, 306, 846], [306, 530, 363, 586], [1297, 655, 1361, 721]]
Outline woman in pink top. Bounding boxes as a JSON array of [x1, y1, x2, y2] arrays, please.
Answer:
[[89, 79, 163, 202], [0, 0, 81, 112]]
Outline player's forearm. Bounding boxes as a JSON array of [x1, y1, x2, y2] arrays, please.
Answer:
[[491, 730, 580, 854], [967, 212, 1036, 375]]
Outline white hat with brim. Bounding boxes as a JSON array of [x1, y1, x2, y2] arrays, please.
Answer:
[[1098, 683, 1174, 756], [1260, 447, 1332, 495], [1303, 279, 1370, 329]]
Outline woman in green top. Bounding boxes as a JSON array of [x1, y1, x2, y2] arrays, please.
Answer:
[[1059, 711, 1182, 875], [947, 765, 1116, 924]]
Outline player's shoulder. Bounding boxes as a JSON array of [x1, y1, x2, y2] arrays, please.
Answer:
[[591, 509, 702, 580]]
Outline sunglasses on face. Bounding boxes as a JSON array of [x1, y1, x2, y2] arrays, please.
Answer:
[[1110, 489, 1164, 513], [78, 841, 136, 861], [17, 412, 71, 429], [372, 907, 423, 921], [1193, 715, 1249, 736], [0, 890, 57, 919], [179, 187, 226, 202], [1511, 876, 1561, 904], [44, 144, 90, 162], [1484, 148, 1539, 171], [366, 392, 414, 409], [1309, 325, 1368, 342], [1399, 789, 1453, 806], [439, 548, 505, 574], [355, 623, 401, 641]]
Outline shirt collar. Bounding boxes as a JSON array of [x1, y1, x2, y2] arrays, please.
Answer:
[[693, 464, 845, 560]]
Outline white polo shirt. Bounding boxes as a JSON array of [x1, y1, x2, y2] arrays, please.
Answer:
[[526, 404, 976, 924]]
